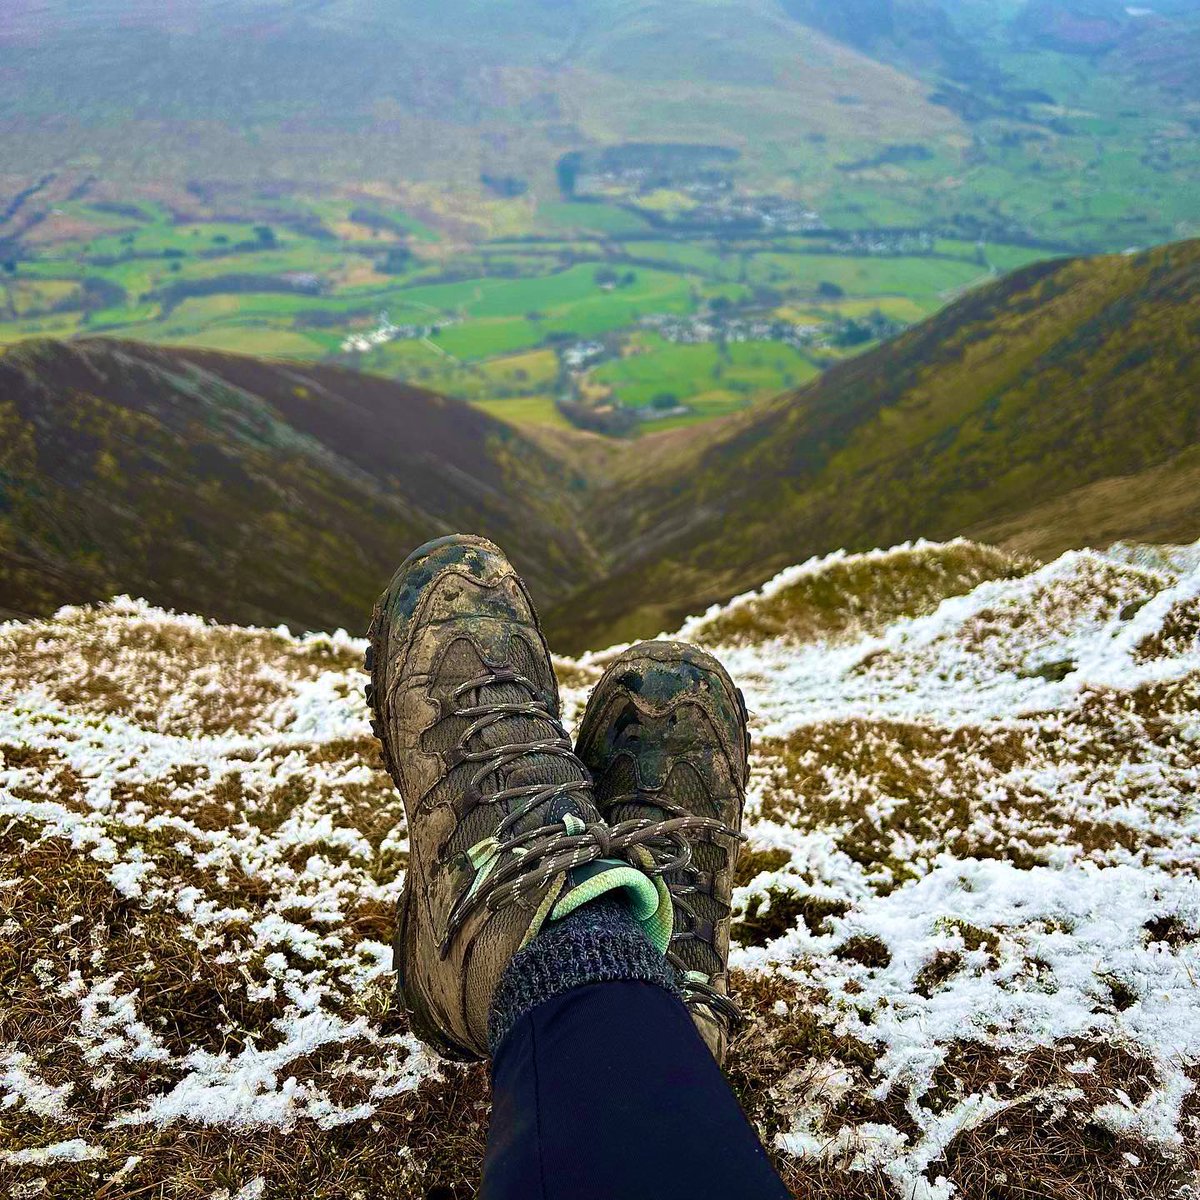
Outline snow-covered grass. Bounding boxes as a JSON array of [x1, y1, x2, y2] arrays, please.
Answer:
[[2, 542, 1199, 1198]]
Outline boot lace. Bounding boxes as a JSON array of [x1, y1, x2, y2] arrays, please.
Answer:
[[605, 784, 746, 1032], [438, 666, 727, 956]]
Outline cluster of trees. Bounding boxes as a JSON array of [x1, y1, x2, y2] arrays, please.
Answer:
[[594, 266, 637, 288]]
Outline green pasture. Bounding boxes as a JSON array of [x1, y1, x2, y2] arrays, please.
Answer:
[[593, 333, 821, 412], [0, 188, 1081, 434]]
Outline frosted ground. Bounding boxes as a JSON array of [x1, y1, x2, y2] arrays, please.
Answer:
[[2, 539, 1199, 1199]]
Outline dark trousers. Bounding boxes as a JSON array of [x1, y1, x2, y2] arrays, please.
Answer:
[[480, 981, 792, 1200]]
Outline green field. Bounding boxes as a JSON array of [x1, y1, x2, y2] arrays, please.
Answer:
[[0, 186, 1062, 433], [592, 335, 823, 419]]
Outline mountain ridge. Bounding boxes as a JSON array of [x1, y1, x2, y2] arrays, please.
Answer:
[[0, 337, 595, 629], [560, 238, 1200, 646]]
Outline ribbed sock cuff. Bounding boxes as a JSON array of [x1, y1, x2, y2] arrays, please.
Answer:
[[487, 896, 679, 1056]]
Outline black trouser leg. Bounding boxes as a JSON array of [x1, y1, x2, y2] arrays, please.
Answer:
[[480, 980, 791, 1200]]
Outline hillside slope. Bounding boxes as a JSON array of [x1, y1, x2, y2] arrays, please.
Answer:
[[0, 338, 593, 629], [2, 537, 1198, 1197], [3, 239, 1199, 650], [560, 239, 1200, 648], [0, 0, 960, 191]]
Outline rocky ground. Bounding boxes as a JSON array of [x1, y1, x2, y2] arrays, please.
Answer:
[[2, 538, 1199, 1199]]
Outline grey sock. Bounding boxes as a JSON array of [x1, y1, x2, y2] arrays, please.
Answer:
[[487, 895, 680, 1055]]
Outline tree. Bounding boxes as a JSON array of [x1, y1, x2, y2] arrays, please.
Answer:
[[651, 392, 679, 410], [556, 151, 584, 198], [817, 280, 845, 299], [378, 245, 413, 274], [253, 225, 277, 247]]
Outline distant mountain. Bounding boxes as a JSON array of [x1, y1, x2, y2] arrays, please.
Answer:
[[781, 0, 1200, 98], [3, 0, 1199, 246], [777, 0, 986, 77], [1012, 0, 1131, 54], [3, 239, 1199, 648], [0, 0, 958, 190], [778, 0, 904, 49], [1120, 12, 1200, 98]]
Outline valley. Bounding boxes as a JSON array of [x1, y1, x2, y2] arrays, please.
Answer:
[[3, 237, 1198, 651], [0, 186, 1020, 433]]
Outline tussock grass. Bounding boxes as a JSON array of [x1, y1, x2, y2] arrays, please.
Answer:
[[687, 542, 1033, 650], [4, 540, 1200, 1197]]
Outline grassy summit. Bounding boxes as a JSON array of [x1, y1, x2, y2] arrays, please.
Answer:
[[2, 537, 1198, 1196]]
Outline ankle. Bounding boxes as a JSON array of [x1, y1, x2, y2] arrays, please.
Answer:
[[487, 896, 680, 1056]]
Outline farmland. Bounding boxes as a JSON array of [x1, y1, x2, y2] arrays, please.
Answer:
[[3, 1, 1200, 433], [0, 187, 1044, 432]]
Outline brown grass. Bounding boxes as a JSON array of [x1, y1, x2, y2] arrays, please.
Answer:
[[693, 544, 1033, 650], [734, 889, 851, 947], [753, 690, 1200, 887], [1, 607, 359, 735], [940, 1101, 1182, 1199], [1135, 596, 1200, 662]]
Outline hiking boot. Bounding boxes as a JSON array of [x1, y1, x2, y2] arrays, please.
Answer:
[[366, 535, 678, 1060], [575, 640, 750, 1064]]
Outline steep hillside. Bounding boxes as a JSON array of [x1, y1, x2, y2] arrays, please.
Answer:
[[3, 537, 1198, 1197], [0, 338, 593, 629], [778, 0, 988, 77], [560, 239, 1200, 648]]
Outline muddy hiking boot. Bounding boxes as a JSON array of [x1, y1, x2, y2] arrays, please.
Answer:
[[365, 535, 718, 1060], [576, 640, 750, 1064]]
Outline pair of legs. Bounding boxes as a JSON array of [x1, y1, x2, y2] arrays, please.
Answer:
[[366, 535, 789, 1199]]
